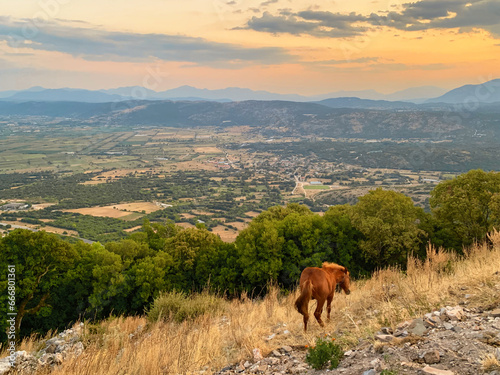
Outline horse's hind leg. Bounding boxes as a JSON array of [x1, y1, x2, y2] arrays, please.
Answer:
[[314, 298, 326, 327]]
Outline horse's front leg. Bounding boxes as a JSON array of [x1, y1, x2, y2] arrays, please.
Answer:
[[326, 294, 334, 321], [314, 298, 326, 327]]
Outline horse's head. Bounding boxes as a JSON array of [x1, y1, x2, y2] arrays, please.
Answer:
[[338, 267, 351, 295]]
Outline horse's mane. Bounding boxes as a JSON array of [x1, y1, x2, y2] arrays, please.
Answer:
[[321, 262, 347, 273]]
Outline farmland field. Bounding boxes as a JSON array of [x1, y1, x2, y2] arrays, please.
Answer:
[[1, 120, 497, 243], [63, 202, 160, 219]]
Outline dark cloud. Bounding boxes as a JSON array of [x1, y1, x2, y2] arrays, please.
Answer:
[[0, 17, 295, 66], [240, 11, 367, 38], [240, 0, 500, 38], [261, 0, 279, 6]]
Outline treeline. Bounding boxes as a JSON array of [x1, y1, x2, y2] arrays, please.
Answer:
[[1, 169, 499, 341]]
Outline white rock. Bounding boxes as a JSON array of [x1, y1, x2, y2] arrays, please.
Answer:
[[252, 348, 263, 361], [0, 358, 12, 375], [422, 365, 455, 374]]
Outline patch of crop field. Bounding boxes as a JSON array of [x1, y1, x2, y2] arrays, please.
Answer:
[[170, 161, 220, 171], [226, 221, 248, 231], [192, 210, 213, 216], [176, 222, 195, 229], [63, 202, 159, 219], [180, 213, 195, 219], [120, 212, 145, 221], [245, 211, 260, 218], [193, 147, 222, 154], [63, 207, 134, 219], [1, 221, 79, 237], [81, 169, 160, 184], [225, 125, 253, 134], [124, 225, 142, 233], [211, 225, 237, 242], [31, 203, 56, 210], [303, 185, 330, 189], [112, 202, 161, 213]]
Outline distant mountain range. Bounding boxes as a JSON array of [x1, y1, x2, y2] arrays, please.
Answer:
[[0, 84, 447, 104], [0, 79, 498, 106], [426, 79, 500, 104], [1, 98, 499, 143]]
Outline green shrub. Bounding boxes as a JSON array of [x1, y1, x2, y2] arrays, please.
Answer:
[[147, 291, 225, 323], [305, 336, 344, 370]]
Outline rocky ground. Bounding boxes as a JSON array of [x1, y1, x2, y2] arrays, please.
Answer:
[[0, 324, 84, 375], [216, 305, 500, 375], [1, 305, 499, 375]]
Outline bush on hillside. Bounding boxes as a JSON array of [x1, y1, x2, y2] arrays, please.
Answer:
[[147, 290, 225, 323]]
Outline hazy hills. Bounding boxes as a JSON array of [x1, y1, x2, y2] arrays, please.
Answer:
[[0, 79, 497, 104], [0, 82, 478, 104], [426, 79, 500, 104], [0, 77, 498, 142], [1, 99, 499, 142]]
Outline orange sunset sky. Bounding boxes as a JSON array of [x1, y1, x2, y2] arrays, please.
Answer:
[[0, 0, 499, 94]]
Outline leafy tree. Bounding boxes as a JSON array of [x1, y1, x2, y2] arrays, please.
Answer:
[[22, 241, 100, 335], [350, 189, 426, 268], [430, 169, 500, 248], [165, 227, 224, 291], [0, 230, 77, 338], [88, 243, 125, 315], [140, 219, 179, 251], [89, 239, 173, 316], [207, 242, 241, 294], [236, 218, 284, 291], [321, 205, 366, 276], [277, 212, 325, 288]]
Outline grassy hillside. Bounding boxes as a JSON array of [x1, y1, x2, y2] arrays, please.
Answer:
[[4, 231, 500, 374]]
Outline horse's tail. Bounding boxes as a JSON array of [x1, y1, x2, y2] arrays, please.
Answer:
[[295, 280, 313, 316]]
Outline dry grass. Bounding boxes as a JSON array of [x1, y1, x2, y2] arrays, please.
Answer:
[[481, 353, 500, 372], [5, 231, 500, 375]]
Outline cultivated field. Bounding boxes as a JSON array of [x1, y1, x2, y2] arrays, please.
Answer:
[[63, 202, 160, 219]]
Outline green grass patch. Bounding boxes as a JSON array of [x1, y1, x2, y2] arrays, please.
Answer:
[[304, 185, 330, 190], [120, 212, 145, 221]]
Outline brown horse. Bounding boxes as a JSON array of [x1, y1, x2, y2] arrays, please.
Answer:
[[295, 262, 351, 331]]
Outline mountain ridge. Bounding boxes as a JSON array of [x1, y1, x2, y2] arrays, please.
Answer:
[[0, 78, 498, 104]]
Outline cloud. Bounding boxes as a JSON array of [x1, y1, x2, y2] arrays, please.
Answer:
[[0, 17, 295, 66], [261, 0, 279, 6], [240, 0, 500, 38], [305, 58, 451, 72], [239, 11, 367, 38], [308, 57, 380, 66], [368, 62, 451, 71]]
